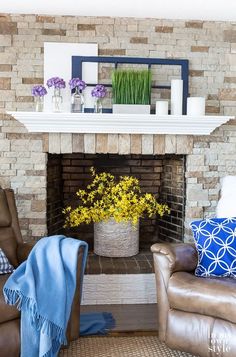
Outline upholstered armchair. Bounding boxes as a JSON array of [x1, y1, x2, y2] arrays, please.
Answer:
[[151, 242, 236, 357], [0, 187, 85, 357]]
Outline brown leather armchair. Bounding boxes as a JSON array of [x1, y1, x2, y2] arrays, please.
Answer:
[[0, 187, 85, 357], [151, 242, 236, 357]]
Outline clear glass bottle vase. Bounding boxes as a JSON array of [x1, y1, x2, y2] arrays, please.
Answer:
[[35, 96, 44, 112], [71, 87, 84, 113], [52, 88, 63, 112], [94, 98, 103, 113]]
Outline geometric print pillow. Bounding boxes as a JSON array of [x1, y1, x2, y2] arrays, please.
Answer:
[[190, 217, 236, 278], [0, 248, 14, 274]]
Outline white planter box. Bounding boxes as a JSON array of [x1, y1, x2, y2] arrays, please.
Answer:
[[112, 104, 150, 114]]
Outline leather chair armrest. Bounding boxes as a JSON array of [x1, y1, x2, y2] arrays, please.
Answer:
[[151, 242, 198, 342], [151, 242, 198, 274], [17, 242, 36, 264]]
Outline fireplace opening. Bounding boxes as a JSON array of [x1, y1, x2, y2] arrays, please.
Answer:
[[47, 153, 186, 255]]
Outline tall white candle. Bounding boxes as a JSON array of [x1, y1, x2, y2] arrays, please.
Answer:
[[171, 79, 183, 115], [155, 101, 168, 115], [187, 97, 205, 116]]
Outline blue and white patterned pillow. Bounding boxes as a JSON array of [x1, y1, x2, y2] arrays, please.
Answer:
[[0, 248, 14, 274], [190, 217, 236, 278]]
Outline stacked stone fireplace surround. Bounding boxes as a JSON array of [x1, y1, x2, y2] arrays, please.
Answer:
[[0, 13, 235, 303]]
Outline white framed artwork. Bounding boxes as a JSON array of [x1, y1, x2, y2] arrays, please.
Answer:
[[44, 42, 98, 112]]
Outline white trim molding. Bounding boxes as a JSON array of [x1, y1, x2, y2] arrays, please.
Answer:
[[8, 112, 233, 136]]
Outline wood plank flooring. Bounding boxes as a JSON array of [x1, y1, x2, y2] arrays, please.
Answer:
[[81, 304, 158, 335]]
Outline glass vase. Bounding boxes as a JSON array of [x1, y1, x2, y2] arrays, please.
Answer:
[[52, 88, 62, 112], [94, 98, 103, 113], [35, 96, 44, 112], [71, 87, 84, 113]]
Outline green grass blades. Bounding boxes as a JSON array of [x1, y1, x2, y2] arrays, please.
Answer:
[[112, 69, 151, 105]]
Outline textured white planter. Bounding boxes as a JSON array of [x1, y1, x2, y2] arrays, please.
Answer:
[[112, 104, 150, 114], [94, 219, 139, 257]]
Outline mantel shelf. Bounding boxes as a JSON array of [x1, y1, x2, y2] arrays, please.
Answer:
[[7, 112, 234, 136]]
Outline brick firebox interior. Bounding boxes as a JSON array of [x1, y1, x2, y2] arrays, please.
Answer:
[[47, 153, 185, 249]]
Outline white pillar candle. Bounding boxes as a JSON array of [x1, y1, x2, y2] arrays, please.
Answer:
[[187, 97, 205, 116], [155, 101, 168, 115], [171, 79, 183, 115]]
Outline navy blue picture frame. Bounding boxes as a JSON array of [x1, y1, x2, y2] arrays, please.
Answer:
[[72, 56, 189, 114]]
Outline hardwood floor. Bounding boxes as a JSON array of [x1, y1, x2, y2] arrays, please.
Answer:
[[81, 303, 158, 335]]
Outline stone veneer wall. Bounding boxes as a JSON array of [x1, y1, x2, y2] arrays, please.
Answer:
[[0, 13, 235, 242]]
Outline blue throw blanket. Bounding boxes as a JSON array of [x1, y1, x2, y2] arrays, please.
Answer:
[[3, 235, 88, 357]]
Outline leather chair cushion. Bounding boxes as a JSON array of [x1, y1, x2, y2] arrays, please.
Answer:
[[0, 227, 19, 267], [0, 190, 11, 227], [0, 319, 20, 357], [0, 275, 19, 323], [168, 271, 236, 324]]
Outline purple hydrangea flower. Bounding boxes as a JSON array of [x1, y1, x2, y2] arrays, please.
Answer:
[[46, 77, 66, 89], [69, 78, 86, 91], [31, 85, 47, 97], [91, 84, 107, 98]]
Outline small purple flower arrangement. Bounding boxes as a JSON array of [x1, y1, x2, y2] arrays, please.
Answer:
[[69, 78, 86, 91], [31, 85, 47, 97], [46, 77, 66, 89], [91, 84, 107, 98]]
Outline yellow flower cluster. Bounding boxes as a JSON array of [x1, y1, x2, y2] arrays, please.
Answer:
[[63, 167, 170, 227]]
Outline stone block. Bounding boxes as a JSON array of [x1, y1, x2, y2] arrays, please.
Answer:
[[0, 64, 12, 72], [185, 21, 203, 29], [219, 89, 236, 101], [108, 134, 119, 153], [99, 49, 126, 56], [191, 46, 209, 52], [224, 30, 236, 42], [142, 135, 153, 154], [84, 134, 95, 154], [165, 135, 176, 153], [96, 134, 108, 153], [176, 135, 193, 154], [189, 70, 204, 77], [60, 133, 72, 153], [96, 25, 114, 36], [155, 26, 173, 33], [0, 139, 10, 151], [186, 154, 205, 167], [186, 185, 209, 201], [153, 135, 165, 155], [0, 35, 11, 46], [31, 200, 46, 212], [36, 15, 55, 23], [224, 76, 236, 85], [130, 37, 148, 44], [48, 133, 61, 154], [118, 134, 131, 155], [0, 22, 17, 35], [22, 77, 43, 84], [131, 134, 142, 154], [72, 133, 84, 153], [42, 29, 66, 36], [77, 24, 96, 31]]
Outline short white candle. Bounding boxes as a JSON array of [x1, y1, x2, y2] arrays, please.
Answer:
[[187, 97, 205, 116], [155, 101, 168, 115], [171, 79, 183, 115]]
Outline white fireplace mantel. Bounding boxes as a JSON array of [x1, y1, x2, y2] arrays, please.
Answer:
[[7, 112, 234, 135]]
